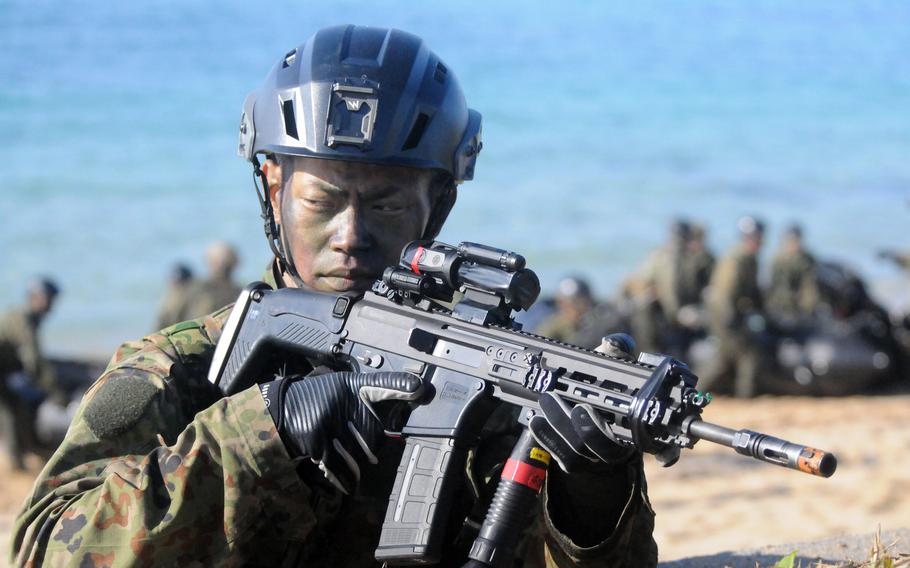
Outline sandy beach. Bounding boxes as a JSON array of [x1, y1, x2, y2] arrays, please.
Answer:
[[2, 394, 908, 564], [645, 394, 910, 562]]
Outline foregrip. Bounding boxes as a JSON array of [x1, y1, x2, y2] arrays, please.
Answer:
[[467, 429, 550, 568], [375, 436, 469, 565]]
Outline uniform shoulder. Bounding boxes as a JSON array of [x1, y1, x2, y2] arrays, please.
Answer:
[[86, 304, 236, 439], [107, 304, 234, 371]]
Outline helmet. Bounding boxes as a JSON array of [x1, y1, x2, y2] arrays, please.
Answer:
[[205, 241, 239, 275], [669, 218, 692, 248], [238, 25, 481, 181], [28, 277, 60, 299], [784, 223, 803, 239], [737, 215, 766, 238], [238, 25, 482, 279], [556, 276, 593, 302], [170, 263, 193, 285]]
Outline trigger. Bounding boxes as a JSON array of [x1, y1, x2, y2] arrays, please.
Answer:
[[375, 398, 414, 435]]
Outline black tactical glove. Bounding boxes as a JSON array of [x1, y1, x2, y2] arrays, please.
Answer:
[[259, 371, 424, 494], [529, 333, 637, 472]]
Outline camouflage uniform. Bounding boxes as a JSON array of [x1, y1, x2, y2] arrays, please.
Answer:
[[0, 309, 57, 395], [700, 245, 764, 397], [767, 249, 818, 319], [678, 248, 714, 310], [0, 308, 57, 468], [536, 305, 626, 351], [626, 246, 685, 354], [12, 264, 657, 567], [536, 313, 579, 344]]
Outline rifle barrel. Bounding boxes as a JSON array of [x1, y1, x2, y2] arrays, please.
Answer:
[[687, 419, 837, 478]]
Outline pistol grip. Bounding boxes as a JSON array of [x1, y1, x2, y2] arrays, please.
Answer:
[[375, 435, 467, 565]]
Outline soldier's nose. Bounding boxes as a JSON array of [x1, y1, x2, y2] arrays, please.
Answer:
[[329, 205, 372, 254]]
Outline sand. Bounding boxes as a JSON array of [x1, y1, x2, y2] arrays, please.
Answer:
[[0, 455, 47, 562], [645, 394, 910, 562], [1, 395, 908, 564]]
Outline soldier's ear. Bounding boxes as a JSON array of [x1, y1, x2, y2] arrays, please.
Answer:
[[261, 157, 284, 225]]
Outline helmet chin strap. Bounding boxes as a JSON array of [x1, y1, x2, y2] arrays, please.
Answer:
[[251, 156, 308, 289], [277, 228, 309, 289]]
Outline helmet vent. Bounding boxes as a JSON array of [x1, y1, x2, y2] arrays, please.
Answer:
[[282, 49, 297, 69], [402, 112, 431, 150], [434, 62, 447, 84], [281, 99, 299, 140]]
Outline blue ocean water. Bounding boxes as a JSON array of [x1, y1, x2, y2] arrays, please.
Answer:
[[2, 1, 909, 356]]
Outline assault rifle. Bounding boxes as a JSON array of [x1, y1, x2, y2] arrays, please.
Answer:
[[209, 240, 837, 567]]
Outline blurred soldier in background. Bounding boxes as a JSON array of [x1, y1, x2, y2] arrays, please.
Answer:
[[537, 276, 595, 343], [679, 223, 715, 309], [699, 217, 766, 398], [535, 276, 628, 349], [878, 249, 910, 273], [0, 278, 60, 470], [623, 220, 691, 354], [179, 241, 242, 321], [767, 224, 819, 321], [154, 263, 194, 330], [672, 223, 716, 345]]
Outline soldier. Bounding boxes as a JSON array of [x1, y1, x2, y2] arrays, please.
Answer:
[[537, 277, 595, 343], [670, 224, 716, 340], [878, 249, 910, 273], [679, 223, 715, 309], [766, 224, 819, 321], [537, 277, 627, 350], [153, 262, 194, 330], [0, 277, 60, 470], [14, 27, 656, 567], [699, 216, 767, 398], [177, 241, 242, 321], [624, 220, 691, 354]]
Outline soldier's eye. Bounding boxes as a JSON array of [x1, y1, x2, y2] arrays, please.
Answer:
[[303, 199, 335, 212], [373, 201, 406, 214]]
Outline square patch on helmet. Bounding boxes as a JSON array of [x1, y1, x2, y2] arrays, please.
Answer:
[[326, 82, 379, 149]]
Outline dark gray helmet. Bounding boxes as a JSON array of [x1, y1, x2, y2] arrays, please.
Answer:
[[784, 223, 804, 239], [556, 276, 593, 302], [669, 218, 692, 242], [238, 25, 482, 182]]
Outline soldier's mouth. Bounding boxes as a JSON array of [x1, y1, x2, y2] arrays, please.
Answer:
[[321, 270, 380, 291]]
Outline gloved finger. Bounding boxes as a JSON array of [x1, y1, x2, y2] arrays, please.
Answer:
[[570, 404, 636, 464], [537, 392, 596, 460], [345, 420, 379, 465], [595, 333, 636, 359], [529, 415, 585, 473], [318, 439, 359, 496], [349, 371, 423, 408]]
